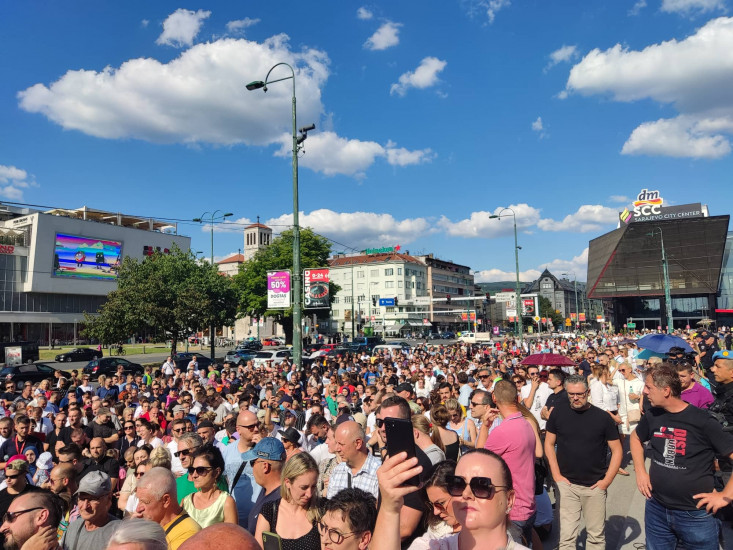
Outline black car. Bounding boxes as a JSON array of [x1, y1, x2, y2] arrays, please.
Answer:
[[83, 357, 143, 379], [173, 353, 214, 371], [55, 348, 101, 362], [238, 340, 263, 351], [0, 363, 62, 390]]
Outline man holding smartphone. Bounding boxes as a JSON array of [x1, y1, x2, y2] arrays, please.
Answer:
[[375, 396, 433, 546]]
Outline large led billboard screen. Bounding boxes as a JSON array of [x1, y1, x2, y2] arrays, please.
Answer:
[[53, 234, 122, 280]]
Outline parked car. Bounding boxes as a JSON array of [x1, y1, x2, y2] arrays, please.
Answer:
[[440, 332, 456, 339], [262, 337, 285, 347], [173, 353, 214, 371], [55, 348, 101, 363], [0, 363, 62, 389], [304, 343, 324, 355], [237, 340, 262, 351], [253, 349, 291, 367], [428, 332, 442, 340], [224, 349, 259, 365], [83, 357, 144, 379]]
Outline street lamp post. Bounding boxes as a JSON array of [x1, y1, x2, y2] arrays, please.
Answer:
[[490, 209, 523, 345], [649, 227, 674, 333], [335, 252, 356, 340], [247, 63, 315, 369], [193, 211, 233, 361]]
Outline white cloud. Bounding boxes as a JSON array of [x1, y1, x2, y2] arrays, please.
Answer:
[[661, 0, 726, 15], [274, 131, 434, 177], [564, 17, 733, 159], [156, 9, 211, 48], [264, 209, 434, 249], [544, 248, 590, 281], [463, 0, 512, 23], [621, 116, 731, 158], [629, 0, 647, 16], [390, 57, 447, 96], [537, 205, 619, 233], [226, 18, 260, 34], [364, 21, 402, 51], [438, 204, 542, 238], [18, 35, 328, 147], [0, 164, 35, 200], [474, 268, 541, 283], [357, 7, 373, 20], [545, 45, 578, 71], [141, 19, 150, 28], [609, 195, 631, 204], [531, 116, 545, 137]]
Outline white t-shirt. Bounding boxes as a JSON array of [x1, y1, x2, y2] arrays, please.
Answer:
[[520, 382, 553, 430]]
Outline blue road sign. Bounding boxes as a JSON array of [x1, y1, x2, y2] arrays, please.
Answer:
[[379, 298, 395, 306]]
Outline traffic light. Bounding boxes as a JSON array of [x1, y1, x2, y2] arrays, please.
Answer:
[[394, 296, 399, 306], [372, 297, 377, 307], [446, 294, 451, 304]]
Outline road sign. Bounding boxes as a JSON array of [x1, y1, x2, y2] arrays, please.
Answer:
[[379, 298, 395, 306], [533, 316, 540, 322], [627, 322, 637, 328]]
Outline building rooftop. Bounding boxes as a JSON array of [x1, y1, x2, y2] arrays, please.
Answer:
[[218, 253, 244, 264], [329, 252, 423, 266], [43, 206, 177, 233]]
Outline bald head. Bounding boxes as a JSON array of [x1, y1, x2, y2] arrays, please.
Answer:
[[336, 421, 365, 443], [138, 467, 177, 500], [237, 409, 259, 443], [179, 524, 259, 550]]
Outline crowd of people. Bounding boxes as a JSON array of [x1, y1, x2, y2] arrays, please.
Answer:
[[0, 328, 732, 550]]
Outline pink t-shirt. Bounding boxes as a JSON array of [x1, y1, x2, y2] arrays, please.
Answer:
[[485, 412, 537, 521]]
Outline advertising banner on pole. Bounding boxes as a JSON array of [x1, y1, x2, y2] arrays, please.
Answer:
[[304, 268, 330, 309], [267, 271, 291, 309], [579, 313, 586, 322]]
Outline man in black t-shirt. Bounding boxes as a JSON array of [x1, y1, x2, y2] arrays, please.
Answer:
[[545, 374, 621, 550], [695, 330, 720, 394], [631, 363, 733, 550], [541, 368, 568, 421], [0, 415, 42, 468]]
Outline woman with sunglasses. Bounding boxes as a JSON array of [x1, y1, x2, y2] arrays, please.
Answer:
[[255, 452, 321, 550], [413, 460, 461, 546], [428, 406, 459, 462], [443, 398, 476, 454], [181, 444, 237, 527], [373, 449, 530, 550]]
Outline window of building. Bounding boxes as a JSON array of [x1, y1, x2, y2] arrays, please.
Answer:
[[385, 281, 394, 288], [357, 271, 365, 279], [398, 281, 403, 288], [370, 269, 378, 277], [397, 268, 402, 275], [385, 268, 394, 276]]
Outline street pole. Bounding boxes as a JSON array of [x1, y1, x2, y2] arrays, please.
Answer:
[[193, 211, 232, 361], [247, 64, 315, 369], [649, 227, 674, 333], [490, 209, 523, 345]]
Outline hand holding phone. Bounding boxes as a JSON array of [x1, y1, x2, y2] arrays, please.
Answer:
[[384, 418, 420, 486]]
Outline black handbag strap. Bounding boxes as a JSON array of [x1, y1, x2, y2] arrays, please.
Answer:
[[231, 459, 247, 491], [165, 512, 190, 535]]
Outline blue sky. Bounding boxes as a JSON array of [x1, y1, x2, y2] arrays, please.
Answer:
[[2, 0, 732, 283]]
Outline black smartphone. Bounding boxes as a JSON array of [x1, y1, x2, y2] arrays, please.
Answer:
[[262, 531, 283, 550], [384, 417, 420, 486]]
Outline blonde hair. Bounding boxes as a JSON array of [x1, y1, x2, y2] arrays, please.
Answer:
[[411, 414, 445, 453], [149, 446, 172, 469], [280, 452, 321, 523]]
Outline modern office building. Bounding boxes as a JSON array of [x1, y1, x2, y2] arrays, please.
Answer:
[[0, 203, 190, 344], [415, 254, 476, 331], [587, 190, 729, 330]]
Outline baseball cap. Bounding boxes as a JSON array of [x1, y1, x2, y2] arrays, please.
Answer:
[[395, 383, 413, 394], [241, 437, 285, 462], [197, 420, 215, 430], [695, 330, 713, 340], [5, 455, 28, 474], [173, 405, 185, 414], [278, 427, 301, 445], [713, 350, 733, 361], [279, 394, 293, 405], [75, 471, 111, 497]]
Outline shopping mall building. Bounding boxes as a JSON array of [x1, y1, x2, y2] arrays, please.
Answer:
[[587, 189, 731, 331], [0, 203, 189, 344]]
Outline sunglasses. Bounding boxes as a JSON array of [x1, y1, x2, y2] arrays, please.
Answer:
[[426, 497, 452, 513], [135, 471, 146, 478], [445, 475, 508, 499], [171, 428, 184, 434], [237, 423, 258, 430], [187, 466, 213, 476], [3, 507, 43, 524], [174, 447, 199, 458]]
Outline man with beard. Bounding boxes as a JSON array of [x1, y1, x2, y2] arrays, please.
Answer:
[[0, 491, 63, 550]]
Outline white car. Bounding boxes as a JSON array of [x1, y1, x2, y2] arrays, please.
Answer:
[[253, 349, 292, 367]]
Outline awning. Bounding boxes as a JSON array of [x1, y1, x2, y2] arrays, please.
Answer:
[[385, 323, 401, 332], [404, 321, 424, 327]]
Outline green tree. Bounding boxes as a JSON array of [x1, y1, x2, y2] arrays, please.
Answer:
[[538, 295, 563, 329], [233, 228, 339, 345], [83, 247, 238, 354]]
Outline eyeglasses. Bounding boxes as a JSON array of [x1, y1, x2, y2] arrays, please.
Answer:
[[171, 428, 184, 434], [567, 391, 588, 398], [528, 371, 539, 376], [470, 401, 484, 407], [174, 446, 200, 458], [317, 521, 360, 545], [237, 423, 259, 430], [124, 426, 134, 430], [135, 471, 146, 478], [445, 475, 508, 499], [3, 507, 44, 524], [5, 474, 21, 480], [188, 466, 213, 476], [426, 496, 452, 513]]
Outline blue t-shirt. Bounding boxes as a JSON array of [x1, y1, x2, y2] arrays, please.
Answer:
[[222, 442, 261, 526]]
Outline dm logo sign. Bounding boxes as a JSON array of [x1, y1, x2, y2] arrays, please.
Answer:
[[633, 189, 664, 216]]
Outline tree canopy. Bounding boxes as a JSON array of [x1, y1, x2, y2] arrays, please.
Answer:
[[233, 228, 338, 344], [83, 246, 238, 353]]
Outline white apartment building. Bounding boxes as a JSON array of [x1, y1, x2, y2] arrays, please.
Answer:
[[329, 251, 431, 336]]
